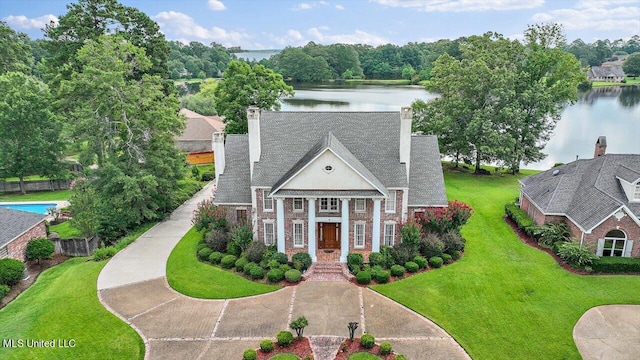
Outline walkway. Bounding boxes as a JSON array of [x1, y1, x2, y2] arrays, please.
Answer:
[[573, 305, 640, 360]]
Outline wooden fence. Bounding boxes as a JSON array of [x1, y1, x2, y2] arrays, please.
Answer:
[[0, 179, 72, 194], [52, 235, 100, 257]]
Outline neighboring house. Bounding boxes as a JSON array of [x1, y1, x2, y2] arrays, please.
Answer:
[[587, 66, 626, 82], [175, 109, 225, 152], [0, 208, 47, 261], [213, 107, 448, 263], [519, 137, 640, 258]]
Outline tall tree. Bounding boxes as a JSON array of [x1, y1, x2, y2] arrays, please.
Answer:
[[0, 22, 33, 74], [0, 72, 64, 194], [623, 53, 640, 78], [215, 60, 293, 134]]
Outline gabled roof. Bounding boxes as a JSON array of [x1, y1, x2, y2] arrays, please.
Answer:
[[213, 135, 252, 204], [408, 135, 448, 206], [0, 208, 46, 248], [615, 164, 640, 184], [269, 132, 387, 197], [588, 66, 625, 79], [177, 109, 225, 141], [520, 154, 640, 232]]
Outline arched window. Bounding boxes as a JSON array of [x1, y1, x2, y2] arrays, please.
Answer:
[[601, 230, 627, 257]]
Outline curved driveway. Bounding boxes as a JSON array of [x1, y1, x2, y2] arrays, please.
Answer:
[[573, 305, 640, 360]]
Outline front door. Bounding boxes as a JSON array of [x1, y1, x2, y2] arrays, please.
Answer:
[[319, 222, 340, 249]]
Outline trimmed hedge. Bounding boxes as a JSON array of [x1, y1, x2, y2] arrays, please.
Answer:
[[220, 254, 237, 269], [0, 284, 10, 299], [360, 334, 375, 349], [260, 339, 274, 352], [592, 257, 640, 273], [414, 256, 428, 269], [441, 253, 452, 264], [271, 252, 289, 264], [405, 261, 419, 273], [277, 331, 294, 347], [374, 270, 390, 284], [450, 250, 461, 260], [347, 253, 364, 273], [197, 247, 213, 261], [380, 341, 392, 355], [244, 262, 258, 275], [292, 252, 312, 271], [285, 269, 302, 283], [429, 256, 443, 268], [368, 252, 383, 266], [243, 349, 257, 360], [267, 268, 285, 283], [250, 266, 264, 279], [390, 264, 406, 277], [235, 257, 249, 272], [0, 258, 25, 286], [208, 251, 224, 264], [505, 203, 537, 236], [356, 271, 371, 285]]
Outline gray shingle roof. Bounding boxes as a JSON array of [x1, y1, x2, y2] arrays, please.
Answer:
[[213, 135, 252, 204], [0, 208, 46, 248], [520, 154, 640, 231], [408, 135, 448, 206], [588, 65, 625, 80], [176, 109, 225, 141]]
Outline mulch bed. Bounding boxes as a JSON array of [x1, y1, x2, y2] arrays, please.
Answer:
[[334, 339, 396, 360], [256, 337, 313, 360], [1, 254, 70, 309]]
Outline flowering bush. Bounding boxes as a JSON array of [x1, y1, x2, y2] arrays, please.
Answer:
[[416, 200, 472, 234], [191, 198, 227, 231]]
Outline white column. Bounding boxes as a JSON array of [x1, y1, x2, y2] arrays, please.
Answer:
[[372, 199, 381, 252], [340, 198, 350, 262], [308, 198, 317, 262], [276, 198, 285, 253]]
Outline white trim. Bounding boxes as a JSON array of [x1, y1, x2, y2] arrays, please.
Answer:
[[212, 202, 252, 206], [0, 246, 7, 258], [385, 190, 397, 213], [354, 221, 365, 249], [354, 198, 366, 212], [262, 189, 274, 212], [319, 197, 339, 212], [263, 221, 275, 246], [293, 197, 304, 212], [315, 216, 342, 223], [293, 221, 305, 248], [586, 205, 640, 233]]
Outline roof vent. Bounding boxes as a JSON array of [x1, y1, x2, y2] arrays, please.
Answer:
[[552, 169, 560, 176]]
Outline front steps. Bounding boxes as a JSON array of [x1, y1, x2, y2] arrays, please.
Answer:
[[303, 261, 353, 282]]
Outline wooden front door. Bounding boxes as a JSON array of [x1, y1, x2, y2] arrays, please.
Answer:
[[319, 223, 340, 249]]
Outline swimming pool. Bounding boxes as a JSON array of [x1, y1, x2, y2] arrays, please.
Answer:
[[0, 203, 57, 215]]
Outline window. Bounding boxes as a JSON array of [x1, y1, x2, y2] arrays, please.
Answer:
[[354, 222, 365, 248], [320, 197, 339, 212], [384, 223, 396, 246], [0, 246, 7, 258], [262, 190, 273, 211], [354, 198, 366, 212], [635, 184, 640, 200], [293, 222, 304, 247], [264, 222, 275, 245], [293, 198, 304, 212], [385, 191, 396, 213], [601, 230, 629, 257]]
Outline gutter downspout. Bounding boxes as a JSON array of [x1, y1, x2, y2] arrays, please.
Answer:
[[579, 231, 585, 249]]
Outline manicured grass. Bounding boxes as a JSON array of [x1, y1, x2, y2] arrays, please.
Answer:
[[270, 353, 301, 360], [592, 77, 640, 87], [348, 353, 383, 360], [344, 79, 412, 85], [166, 227, 281, 298], [372, 167, 640, 360], [0, 190, 71, 202], [48, 221, 82, 238], [0, 258, 144, 360]]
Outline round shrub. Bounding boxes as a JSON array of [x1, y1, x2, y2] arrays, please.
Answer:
[[395, 355, 407, 360], [285, 269, 302, 283], [226, 241, 242, 257], [271, 252, 289, 264], [291, 252, 312, 271], [0, 258, 25, 286], [235, 257, 249, 272], [380, 341, 392, 355], [441, 253, 452, 264], [356, 271, 371, 285], [390, 264, 406, 277], [429, 256, 443, 269], [347, 253, 364, 272], [414, 256, 428, 269], [279, 264, 292, 273], [197, 247, 213, 261], [267, 259, 281, 270], [450, 250, 461, 260], [220, 254, 237, 269], [374, 270, 390, 284], [276, 330, 294, 347], [420, 233, 444, 259], [246, 241, 267, 263], [390, 242, 416, 266], [405, 261, 419, 273], [244, 262, 258, 275], [260, 339, 274, 353], [208, 251, 224, 264], [368, 252, 383, 266], [267, 268, 284, 283], [242, 348, 257, 360], [250, 266, 265, 279], [196, 242, 209, 252], [0, 284, 10, 299], [360, 333, 375, 349]]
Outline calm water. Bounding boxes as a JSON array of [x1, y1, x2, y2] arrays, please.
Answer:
[[0, 203, 56, 215], [280, 83, 640, 170]]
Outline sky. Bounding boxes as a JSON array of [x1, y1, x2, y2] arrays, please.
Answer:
[[1, 0, 639, 49]]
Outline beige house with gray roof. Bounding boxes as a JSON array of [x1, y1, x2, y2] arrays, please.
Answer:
[[213, 107, 447, 262]]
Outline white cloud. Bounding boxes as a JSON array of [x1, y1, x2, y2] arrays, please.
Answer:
[[207, 0, 226, 11], [152, 11, 248, 46], [532, 4, 640, 33], [575, 0, 640, 9], [307, 27, 389, 45], [371, 0, 545, 12], [2, 14, 58, 29], [336, 4, 345, 10], [292, 1, 332, 11]]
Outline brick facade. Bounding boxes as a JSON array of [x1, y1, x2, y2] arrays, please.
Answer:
[[4, 221, 46, 261]]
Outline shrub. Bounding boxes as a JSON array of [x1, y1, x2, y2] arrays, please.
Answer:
[[260, 339, 274, 353], [25, 238, 55, 263], [441, 231, 466, 253], [267, 259, 281, 270], [0, 284, 10, 299], [198, 247, 213, 261], [505, 203, 535, 236], [379, 246, 395, 268], [201, 171, 215, 182], [592, 257, 640, 273], [416, 200, 472, 234], [390, 242, 416, 266], [405, 261, 419, 273], [290, 316, 308, 339], [196, 242, 209, 252], [379, 341, 392, 355], [93, 246, 117, 261], [235, 257, 249, 272], [226, 240, 242, 257], [441, 253, 452, 264], [390, 264, 405, 277], [399, 220, 422, 249], [450, 250, 461, 260], [285, 269, 302, 283], [0, 258, 25, 286], [414, 256, 428, 269], [231, 225, 254, 252], [279, 264, 292, 273], [244, 262, 258, 275], [267, 268, 285, 283], [208, 251, 224, 264], [242, 349, 257, 360], [271, 252, 289, 264], [368, 252, 383, 266], [395, 355, 407, 360], [356, 271, 372, 284], [220, 254, 237, 269], [532, 222, 570, 247], [250, 266, 264, 279], [276, 330, 294, 347], [244, 241, 266, 263], [204, 228, 230, 253], [292, 252, 312, 271], [347, 253, 364, 273], [557, 241, 597, 268], [192, 198, 227, 231], [374, 270, 390, 284], [419, 233, 444, 259], [360, 334, 375, 349], [429, 256, 443, 268]]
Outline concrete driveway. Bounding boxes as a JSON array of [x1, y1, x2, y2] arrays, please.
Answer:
[[574, 305, 640, 360]]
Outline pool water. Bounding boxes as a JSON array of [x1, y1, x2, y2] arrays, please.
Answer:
[[0, 203, 57, 215]]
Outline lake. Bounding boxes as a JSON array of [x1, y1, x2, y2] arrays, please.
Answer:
[[280, 83, 640, 170]]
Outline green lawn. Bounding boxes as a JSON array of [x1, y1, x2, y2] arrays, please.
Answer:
[[270, 354, 301, 360], [0, 190, 71, 202], [48, 221, 82, 238], [348, 353, 382, 360], [166, 227, 281, 298], [0, 258, 144, 360], [592, 77, 640, 87], [372, 168, 640, 360]]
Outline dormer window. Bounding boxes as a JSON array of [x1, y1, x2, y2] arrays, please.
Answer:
[[635, 184, 640, 201]]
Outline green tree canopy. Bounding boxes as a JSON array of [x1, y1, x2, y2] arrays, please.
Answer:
[[623, 53, 640, 78], [0, 22, 33, 74]]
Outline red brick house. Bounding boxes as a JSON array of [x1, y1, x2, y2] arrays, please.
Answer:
[[213, 107, 447, 262], [0, 208, 47, 261], [519, 137, 639, 258]]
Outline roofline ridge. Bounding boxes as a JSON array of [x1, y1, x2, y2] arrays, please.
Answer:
[[591, 156, 625, 206]]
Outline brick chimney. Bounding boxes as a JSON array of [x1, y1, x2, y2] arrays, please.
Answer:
[[594, 136, 607, 158]]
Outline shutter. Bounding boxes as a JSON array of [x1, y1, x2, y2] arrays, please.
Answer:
[[596, 238, 604, 256], [623, 240, 633, 258]]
